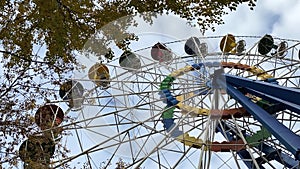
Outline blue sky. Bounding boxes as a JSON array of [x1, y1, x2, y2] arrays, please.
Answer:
[[3, 0, 300, 168], [53, 1, 300, 168], [69, 0, 300, 167], [79, 1, 300, 168]]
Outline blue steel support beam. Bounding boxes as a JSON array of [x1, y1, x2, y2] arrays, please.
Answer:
[[217, 122, 299, 168], [240, 87, 300, 114], [225, 74, 300, 106], [259, 143, 300, 168], [216, 123, 265, 169], [225, 83, 300, 160]]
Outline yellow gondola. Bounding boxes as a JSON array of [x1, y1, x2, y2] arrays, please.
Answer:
[[88, 63, 110, 88], [220, 34, 236, 53]]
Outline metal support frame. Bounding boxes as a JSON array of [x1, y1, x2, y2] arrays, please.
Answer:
[[224, 74, 300, 160], [258, 143, 299, 168], [225, 74, 300, 108], [216, 123, 265, 169], [240, 87, 300, 114], [217, 122, 299, 168]]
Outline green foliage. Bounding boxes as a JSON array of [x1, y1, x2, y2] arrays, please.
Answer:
[[0, 0, 256, 72], [0, 0, 256, 168]]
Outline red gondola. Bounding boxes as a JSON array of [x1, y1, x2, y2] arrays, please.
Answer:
[[151, 42, 172, 62], [35, 104, 64, 130]]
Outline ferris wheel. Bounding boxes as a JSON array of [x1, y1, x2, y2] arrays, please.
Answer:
[[18, 34, 300, 169]]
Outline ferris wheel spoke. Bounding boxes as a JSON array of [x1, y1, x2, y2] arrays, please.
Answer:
[[216, 121, 244, 168], [135, 118, 208, 169], [171, 146, 199, 169], [263, 61, 300, 77], [21, 35, 300, 169], [133, 110, 207, 167], [226, 82, 300, 160], [73, 125, 94, 168], [53, 123, 155, 168], [229, 116, 261, 169]]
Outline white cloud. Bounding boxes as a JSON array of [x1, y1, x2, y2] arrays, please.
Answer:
[[206, 0, 300, 41], [270, 1, 300, 39]]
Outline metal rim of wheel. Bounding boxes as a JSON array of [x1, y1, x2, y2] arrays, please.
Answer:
[[19, 35, 300, 169]]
